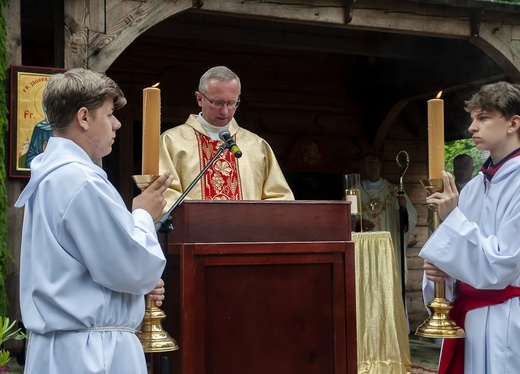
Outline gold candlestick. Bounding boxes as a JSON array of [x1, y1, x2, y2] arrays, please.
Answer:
[[415, 179, 465, 339], [133, 174, 179, 352], [138, 297, 179, 352]]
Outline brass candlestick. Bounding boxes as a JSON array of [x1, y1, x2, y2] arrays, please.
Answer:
[[133, 174, 179, 352], [415, 179, 465, 339], [137, 297, 179, 352]]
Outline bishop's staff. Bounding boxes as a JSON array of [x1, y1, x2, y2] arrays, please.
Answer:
[[396, 150, 409, 304]]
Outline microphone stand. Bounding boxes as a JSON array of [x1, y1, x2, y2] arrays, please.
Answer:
[[152, 142, 228, 373], [155, 142, 228, 233]]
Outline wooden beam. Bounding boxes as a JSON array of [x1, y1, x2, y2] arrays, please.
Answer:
[[345, 0, 356, 23], [471, 22, 520, 82], [349, 8, 471, 39], [470, 7, 483, 37], [53, 0, 64, 68], [65, 0, 193, 70], [147, 13, 427, 60]]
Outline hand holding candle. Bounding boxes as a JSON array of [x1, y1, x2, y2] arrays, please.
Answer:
[[427, 91, 445, 179], [142, 83, 161, 175]]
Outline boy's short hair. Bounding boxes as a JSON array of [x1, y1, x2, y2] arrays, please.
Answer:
[[42, 68, 126, 132], [464, 81, 520, 119]]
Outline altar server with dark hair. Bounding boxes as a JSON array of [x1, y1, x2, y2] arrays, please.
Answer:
[[421, 81, 520, 374]]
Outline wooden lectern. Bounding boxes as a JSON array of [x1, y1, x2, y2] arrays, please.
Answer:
[[160, 200, 356, 374]]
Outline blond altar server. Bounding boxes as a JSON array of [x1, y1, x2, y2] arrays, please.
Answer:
[[15, 68, 173, 374], [159, 66, 294, 207]]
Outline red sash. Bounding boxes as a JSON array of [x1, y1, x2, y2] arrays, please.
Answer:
[[196, 132, 242, 200], [439, 282, 520, 374]]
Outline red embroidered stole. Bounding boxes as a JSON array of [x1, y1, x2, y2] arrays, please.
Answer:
[[196, 132, 242, 200], [439, 282, 520, 374]]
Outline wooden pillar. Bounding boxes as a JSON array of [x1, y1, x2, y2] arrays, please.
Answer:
[[5, 0, 25, 355]]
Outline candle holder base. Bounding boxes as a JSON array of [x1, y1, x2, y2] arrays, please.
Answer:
[[415, 297, 465, 339], [133, 174, 179, 353], [137, 299, 179, 353]]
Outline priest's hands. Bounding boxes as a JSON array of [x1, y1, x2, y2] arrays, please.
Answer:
[[132, 171, 174, 221], [147, 278, 165, 307], [423, 260, 448, 282], [425, 170, 459, 221]]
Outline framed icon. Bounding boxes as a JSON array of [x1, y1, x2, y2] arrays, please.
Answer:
[[9, 65, 66, 177]]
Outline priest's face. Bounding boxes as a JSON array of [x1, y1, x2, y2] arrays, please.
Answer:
[[196, 78, 240, 127]]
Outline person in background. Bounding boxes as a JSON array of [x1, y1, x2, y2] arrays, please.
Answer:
[[15, 68, 173, 374], [421, 81, 520, 373], [359, 154, 418, 284], [452, 153, 474, 192], [159, 65, 294, 208]]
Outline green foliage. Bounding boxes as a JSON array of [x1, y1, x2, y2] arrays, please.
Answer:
[[0, 0, 10, 316], [0, 317, 27, 372], [444, 138, 484, 177], [0, 317, 26, 346]]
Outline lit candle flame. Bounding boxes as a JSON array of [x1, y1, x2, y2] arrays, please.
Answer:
[[436, 91, 443, 99], [152, 82, 160, 88]]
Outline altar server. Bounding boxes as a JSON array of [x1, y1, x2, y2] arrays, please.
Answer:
[[15, 68, 173, 373], [420, 81, 520, 374]]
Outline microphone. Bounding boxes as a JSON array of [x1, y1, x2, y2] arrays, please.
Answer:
[[218, 129, 242, 158]]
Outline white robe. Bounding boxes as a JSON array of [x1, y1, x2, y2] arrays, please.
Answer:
[[420, 156, 520, 373], [15, 137, 166, 374]]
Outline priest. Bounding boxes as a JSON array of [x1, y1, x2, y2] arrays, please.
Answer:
[[159, 66, 294, 207]]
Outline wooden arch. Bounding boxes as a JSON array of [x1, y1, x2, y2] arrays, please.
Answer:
[[65, 2, 520, 79], [64, 0, 196, 71]]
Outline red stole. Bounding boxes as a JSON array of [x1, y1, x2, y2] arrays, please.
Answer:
[[196, 132, 242, 200], [439, 282, 520, 374]]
